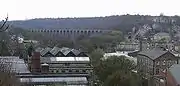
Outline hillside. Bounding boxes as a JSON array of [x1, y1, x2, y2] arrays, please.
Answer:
[[9, 15, 180, 33]]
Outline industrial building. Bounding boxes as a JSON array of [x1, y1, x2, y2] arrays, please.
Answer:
[[0, 47, 93, 86]]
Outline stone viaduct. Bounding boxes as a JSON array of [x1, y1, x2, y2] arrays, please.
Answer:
[[28, 28, 110, 39]]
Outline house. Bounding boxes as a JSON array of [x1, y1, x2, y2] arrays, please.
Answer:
[[153, 32, 170, 42], [115, 42, 139, 51], [137, 48, 178, 86], [103, 51, 137, 65]]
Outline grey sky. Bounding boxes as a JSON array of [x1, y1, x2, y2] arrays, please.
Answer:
[[0, 0, 179, 20]]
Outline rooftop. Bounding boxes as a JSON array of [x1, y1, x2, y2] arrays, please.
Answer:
[[169, 64, 180, 85], [0, 56, 30, 73], [35, 47, 87, 57], [41, 57, 90, 63], [20, 77, 88, 84], [138, 48, 169, 60], [154, 32, 170, 37], [103, 51, 137, 64]]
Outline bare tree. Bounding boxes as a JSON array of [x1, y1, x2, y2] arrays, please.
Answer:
[[0, 17, 20, 86], [0, 16, 9, 32]]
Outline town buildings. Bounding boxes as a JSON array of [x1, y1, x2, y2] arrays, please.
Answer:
[[153, 32, 171, 42], [0, 46, 93, 86], [24, 46, 93, 86], [137, 48, 179, 86]]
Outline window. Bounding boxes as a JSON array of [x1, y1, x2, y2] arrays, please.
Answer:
[[163, 60, 166, 65], [69, 70, 72, 72], [65, 63, 70, 66], [156, 61, 160, 65], [75, 70, 79, 72], [156, 68, 159, 74], [79, 70, 82, 72], [82, 70, 86, 73], [62, 70, 65, 73]]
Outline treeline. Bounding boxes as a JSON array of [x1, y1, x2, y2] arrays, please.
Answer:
[[10, 14, 180, 34]]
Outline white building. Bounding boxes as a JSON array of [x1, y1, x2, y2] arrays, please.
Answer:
[[103, 51, 137, 65]]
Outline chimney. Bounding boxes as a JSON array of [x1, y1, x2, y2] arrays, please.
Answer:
[[31, 52, 41, 73]]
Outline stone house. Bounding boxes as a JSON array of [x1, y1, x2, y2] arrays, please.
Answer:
[[137, 48, 178, 86]]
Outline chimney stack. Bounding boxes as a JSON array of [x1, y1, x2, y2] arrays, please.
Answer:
[[30, 52, 41, 73]]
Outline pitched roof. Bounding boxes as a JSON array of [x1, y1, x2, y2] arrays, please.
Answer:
[[35, 47, 86, 57], [71, 49, 80, 56], [50, 47, 61, 56], [138, 48, 168, 60], [60, 47, 72, 56], [169, 64, 180, 84], [40, 47, 52, 56], [35, 47, 44, 52]]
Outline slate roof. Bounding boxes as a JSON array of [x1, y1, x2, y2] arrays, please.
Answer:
[[50, 47, 60, 56], [35, 47, 44, 52], [40, 47, 52, 56], [169, 64, 180, 84], [60, 47, 72, 56], [138, 48, 168, 60], [36, 47, 87, 57], [71, 49, 81, 56], [0, 56, 30, 73], [20, 77, 88, 83], [40, 57, 90, 63]]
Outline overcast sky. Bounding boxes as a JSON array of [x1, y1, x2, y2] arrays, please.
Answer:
[[0, 0, 179, 20]]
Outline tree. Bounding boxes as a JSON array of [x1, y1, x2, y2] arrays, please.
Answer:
[[0, 40, 11, 56], [89, 48, 104, 65], [77, 30, 124, 52], [27, 45, 34, 57], [0, 16, 9, 32], [94, 56, 140, 86], [104, 70, 132, 86], [0, 16, 11, 56], [0, 17, 20, 86]]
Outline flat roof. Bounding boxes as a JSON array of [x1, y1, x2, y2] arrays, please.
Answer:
[[0, 56, 30, 73], [41, 57, 90, 63], [20, 77, 88, 83]]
